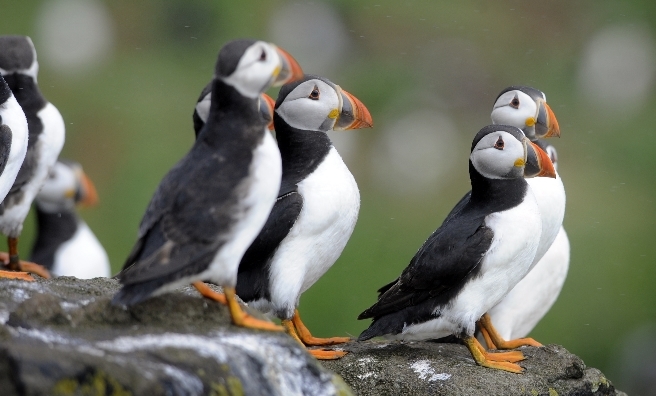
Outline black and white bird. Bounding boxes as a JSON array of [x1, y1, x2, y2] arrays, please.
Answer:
[[114, 39, 303, 331], [358, 125, 556, 373], [193, 84, 275, 135], [437, 86, 565, 348], [473, 87, 566, 346], [484, 141, 569, 340], [30, 160, 110, 279], [234, 75, 373, 359], [0, 35, 66, 279], [0, 74, 30, 281]]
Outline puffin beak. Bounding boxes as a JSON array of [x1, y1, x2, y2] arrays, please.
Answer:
[[76, 171, 99, 207], [334, 89, 374, 131], [524, 139, 556, 178], [272, 46, 303, 86], [534, 101, 560, 138], [258, 93, 275, 131]]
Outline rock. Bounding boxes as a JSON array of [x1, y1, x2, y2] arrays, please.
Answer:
[[0, 276, 625, 396], [0, 277, 352, 396], [321, 339, 625, 396]]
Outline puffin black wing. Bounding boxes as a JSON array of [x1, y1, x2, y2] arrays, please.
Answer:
[[358, 209, 493, 340], [375, 190, 473, 299], [0, 125, 12, 176], [115, 138, 258, 304], [236, 191, 303, 301]]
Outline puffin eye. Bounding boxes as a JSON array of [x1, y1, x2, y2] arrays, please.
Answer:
[[494, 136, 504, 150], [510, 96, 520, 109], [308, 86, 320, 100], [259, 50, 267, 62], [48, 171, 56, 180]]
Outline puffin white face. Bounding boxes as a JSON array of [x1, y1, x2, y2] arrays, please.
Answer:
[[490, 90, 538, 132], [276, 79, 342, 132], [470, 131, 527, 180], [221, 41, 283, 99], [36, 162, 78, 212]]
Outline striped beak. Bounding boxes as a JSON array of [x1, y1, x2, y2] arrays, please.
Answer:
[[334, 89, 374, 131]]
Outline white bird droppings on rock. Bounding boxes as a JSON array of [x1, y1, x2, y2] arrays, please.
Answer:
[[410, 360, 451, 381]]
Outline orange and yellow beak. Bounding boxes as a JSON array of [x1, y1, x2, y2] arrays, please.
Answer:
[[535, 101, 560, 138], [273, 46, 304, 86], [524, 140, 557, 178], [334, 89, 374, 131], [259, 93, 276, 131], [76, 171, 99, 207]]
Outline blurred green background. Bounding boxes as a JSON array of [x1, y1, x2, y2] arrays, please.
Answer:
[[2, 0, 656, 392]]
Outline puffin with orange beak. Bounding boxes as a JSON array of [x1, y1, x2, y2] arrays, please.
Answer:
[[114, 39, 304, 332], [358, 125, 556, 373], [30, 160, 110, 279], [235, 75, 373, 359]]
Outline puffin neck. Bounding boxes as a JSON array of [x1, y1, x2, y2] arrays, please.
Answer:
[[2, 73, 46, 112], [30, 206, 79, 270], [200, 79, 263, 143], [468, 161, 527, 211], [274, 113, 332, 179]]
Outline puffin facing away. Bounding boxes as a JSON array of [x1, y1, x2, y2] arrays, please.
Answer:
[[358, 125, 556, 373], [236, 75, 373, 359], [0, 74, 30, 281], [0, 35, 66, 280], [193, 84, 275, 135], [30, 160, 110, 279], [114, 39, 303, 332]]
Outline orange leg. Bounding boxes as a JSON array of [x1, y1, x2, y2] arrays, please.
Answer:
[[282, 319, 347, 360], [0, 251, 50, 279], [478, 323, 497, 349], [478, 313, 542, 349], [0, 270, 34, 281], [291, 309, 351, 346], [472, 336, 524, 363], [464, 336, 524, 373], [193, 282, 282, 331]]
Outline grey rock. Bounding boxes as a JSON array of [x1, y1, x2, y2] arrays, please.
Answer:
[[321, 339, 625, 396], [0, 277, 352, 396]]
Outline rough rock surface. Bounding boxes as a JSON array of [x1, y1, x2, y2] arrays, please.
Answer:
[[322, 339, 626, 396], [0, 276, 625, 396], [0, 277, 352, 396]]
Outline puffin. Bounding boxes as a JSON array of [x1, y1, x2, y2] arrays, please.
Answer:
[[30, 160, 110, 279], [235, 75, 373, 359], [0, 35, 66, 279], [484, 141, 569, 341], [113, 39, 303, 332], [193, 84, 275, 135], [0, 74, 30, 281], [433, 86, 564, 349], [476, 87, 566, 348], [358, 125, 556, 373]]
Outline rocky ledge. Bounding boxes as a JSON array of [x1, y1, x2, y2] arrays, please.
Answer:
[[322, 337, 625, 396], [0, 277, 623, 396]]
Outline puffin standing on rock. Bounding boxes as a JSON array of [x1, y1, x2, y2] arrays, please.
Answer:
[[235, 75, 373, 359], [358, 125, 556, 373], [114, 39, 303, 331], [0, 35, 66, 280], [481, 87, 567, 343], [0, 74, 29, 280], [30, 160, 110, 279]]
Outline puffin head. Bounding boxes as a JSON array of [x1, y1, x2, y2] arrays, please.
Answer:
[[215, 39, 303, 99], [36, 160, 99, 213], [0, 35, 39, 81], [490, 86, 560, 140], [274, 74, 373, 133], [470, 125, 556, 180]]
